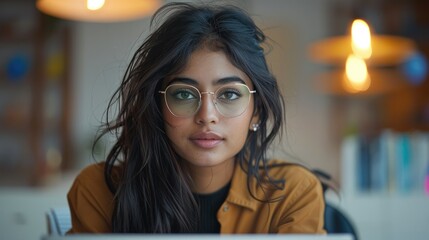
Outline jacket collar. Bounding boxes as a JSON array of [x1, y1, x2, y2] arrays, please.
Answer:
[[225, 162, 258, 211]]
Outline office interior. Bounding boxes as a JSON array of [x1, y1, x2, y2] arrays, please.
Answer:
[[0, 0, 428, 239]]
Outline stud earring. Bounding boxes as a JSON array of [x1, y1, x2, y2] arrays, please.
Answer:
[[250, 123, 259, 132]]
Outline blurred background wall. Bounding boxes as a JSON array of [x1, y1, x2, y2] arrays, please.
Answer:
[[0, 0, 428, 239]]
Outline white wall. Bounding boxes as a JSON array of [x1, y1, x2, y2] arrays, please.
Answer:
[[248, 0, 338, 177], [71, 18, 154, 168]]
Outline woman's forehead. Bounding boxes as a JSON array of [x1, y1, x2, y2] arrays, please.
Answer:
[[166, 48, 253, 87]]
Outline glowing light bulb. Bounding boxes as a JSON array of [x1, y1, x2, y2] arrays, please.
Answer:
[[351, 19, 372, 59], [87, 0, 105, 11], [344, 54, 371, 92]]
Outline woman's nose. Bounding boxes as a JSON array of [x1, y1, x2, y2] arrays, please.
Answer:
[[194, 93, 219, 124]]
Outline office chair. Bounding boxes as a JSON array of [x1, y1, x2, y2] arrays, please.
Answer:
[[46, 207, 72, 235]]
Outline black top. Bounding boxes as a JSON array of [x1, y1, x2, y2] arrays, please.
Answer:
[[193, 182, 231, 233]]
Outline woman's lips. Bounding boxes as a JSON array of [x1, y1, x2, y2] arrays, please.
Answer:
[[190, 132, 224, 149]]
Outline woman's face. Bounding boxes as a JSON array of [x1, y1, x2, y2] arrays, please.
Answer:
[[162, 47, 257, 171]]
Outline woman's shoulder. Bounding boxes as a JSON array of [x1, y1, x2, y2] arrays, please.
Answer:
[[69, 162, 121, 200], [74, 162, 122, 185], [67, 162, 117, 233], [265, 159, 322, 191], [75, 162, 106, 182]]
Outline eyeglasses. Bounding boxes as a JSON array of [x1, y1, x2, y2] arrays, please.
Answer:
[[159, 83, 256, 118]]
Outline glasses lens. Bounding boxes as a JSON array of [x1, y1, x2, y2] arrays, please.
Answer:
[[165, 84, 200, 117], [215, 84, 251, 117]]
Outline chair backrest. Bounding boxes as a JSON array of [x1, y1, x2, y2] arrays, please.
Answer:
[[324, 203, 358, 238], [46, 207, 72, 235]]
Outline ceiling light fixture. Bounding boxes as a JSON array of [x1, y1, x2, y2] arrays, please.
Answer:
[[36, 0, 162, 22]]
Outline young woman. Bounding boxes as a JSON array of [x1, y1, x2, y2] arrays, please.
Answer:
[[67, 2, 325, 234]]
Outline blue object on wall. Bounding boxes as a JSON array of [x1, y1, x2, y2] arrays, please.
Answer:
[[402, 52, 428, 85], [6, 54, 30, 82]]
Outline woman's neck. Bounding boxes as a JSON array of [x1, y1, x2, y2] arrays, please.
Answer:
[[185, 158, 235, 194]]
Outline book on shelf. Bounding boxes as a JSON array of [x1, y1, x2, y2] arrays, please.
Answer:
[[341, 130, 429, 195]]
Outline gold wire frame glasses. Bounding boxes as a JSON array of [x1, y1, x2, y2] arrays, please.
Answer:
[[159, 83, 256, 118]]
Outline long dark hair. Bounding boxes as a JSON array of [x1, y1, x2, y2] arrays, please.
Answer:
[[97, 2, 286, 233]]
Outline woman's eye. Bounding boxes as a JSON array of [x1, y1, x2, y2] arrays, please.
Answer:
[[174, 90, 196, 100], [218, 89, 241, 100]]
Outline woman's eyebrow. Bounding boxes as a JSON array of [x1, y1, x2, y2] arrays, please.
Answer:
[[167, 77, 198, 85], [215, 76, 246, 85], [167, 76, 246, 86]]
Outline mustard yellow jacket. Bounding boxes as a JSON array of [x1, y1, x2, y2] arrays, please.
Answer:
[[67, 160, 326, 234]]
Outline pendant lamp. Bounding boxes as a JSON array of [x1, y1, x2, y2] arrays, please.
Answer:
[[309, 19, 417, 95], [36, 0, 162, 22]]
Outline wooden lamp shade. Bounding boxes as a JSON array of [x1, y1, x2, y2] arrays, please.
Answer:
[[309, 35, 416, 67]]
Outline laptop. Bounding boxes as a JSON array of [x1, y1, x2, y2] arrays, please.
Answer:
[[41, 234, 354, 240]]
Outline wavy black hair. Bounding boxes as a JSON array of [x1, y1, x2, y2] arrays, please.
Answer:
[[97, 2, 286, 233]]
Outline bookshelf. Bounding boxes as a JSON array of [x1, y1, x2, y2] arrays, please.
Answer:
[[0, 0, 73, 186]]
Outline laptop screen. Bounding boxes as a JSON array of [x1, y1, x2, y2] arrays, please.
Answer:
[[41, 234, 354, 240]]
